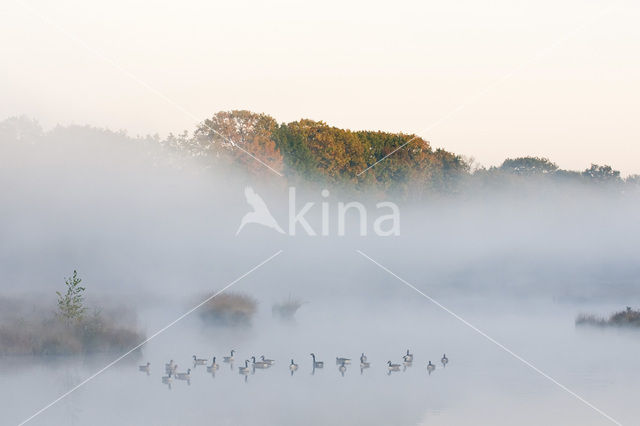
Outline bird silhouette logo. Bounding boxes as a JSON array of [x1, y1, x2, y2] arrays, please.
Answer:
[[236, 186, 285, 235]]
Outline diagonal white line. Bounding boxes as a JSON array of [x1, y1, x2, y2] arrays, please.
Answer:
[[13, 0, 283, 177], [17, 250, 283, 426], [357, 134, 419, 176], [356, 249, 623, 426], [357, 6, 615, 176]]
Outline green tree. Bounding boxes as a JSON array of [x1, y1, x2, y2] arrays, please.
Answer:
[[500, 157, 558, 175], [582, 164, 621, 183], [56, 270, 87, 324]]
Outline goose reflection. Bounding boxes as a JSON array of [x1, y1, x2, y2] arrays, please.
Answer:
[[387, 361, 401, 375], [338, 361, 347, 377]]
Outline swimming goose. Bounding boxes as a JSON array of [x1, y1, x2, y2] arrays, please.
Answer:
[[168, 363, 179, 375], [207, 357, 219, 372], [289, 359, 299, 373], [223, 350, 236, 363], [310, 353, 324, 368], [251, 356, 270, 369], [175, 368, 191, 380], [387, 361, 401, 372], [441, 354, 448, 367], [165, 360, 175, 373], [238, 360, 251, 375], [336, 357, 351, 365], [403, 349, 413, 363], [427, 361, 435, 374], [260, 355, 275, 365], [193, 355, 207, 365], [360, 353, 370, 368], [161, 372, 173, 384], [138, 362, 150, 373]]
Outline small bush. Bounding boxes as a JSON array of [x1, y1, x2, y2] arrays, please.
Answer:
[[199, 292, 257, 327], [56, 270, 87, 324]]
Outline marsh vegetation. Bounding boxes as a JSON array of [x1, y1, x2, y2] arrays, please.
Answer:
[[576, 307, 640, 328], [0, 272, 144, 356]]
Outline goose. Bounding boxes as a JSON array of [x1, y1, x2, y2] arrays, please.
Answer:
[[403, 357, 413, 370], [193, 355, 208, 365], [360, 353, 370, 368], [403, 349, 413, 363], [441, 354, 449, 367], [223, 350, 236, 363], [207, 357, 219, 372], [289, 359, 299, 373], [427, 361, 436, 374], [387, 361, 401, 371], [165, 360, 175, 373], [138, 362, 150, 373], [251, 356, 270, 369], [336, 357, 351, 365], [310, 353, 324, 368], [175, 368, 191, 380], [260, 355, 275, 366], [161, 372, 173, 384], [238, 360, 251, 375]]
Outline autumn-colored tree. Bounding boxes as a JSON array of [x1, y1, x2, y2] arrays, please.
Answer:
[[196, 110, 283, 176]]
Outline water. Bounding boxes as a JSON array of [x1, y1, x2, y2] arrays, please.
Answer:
[[3, 297, 638, 426], [2, 125, 639, 425]]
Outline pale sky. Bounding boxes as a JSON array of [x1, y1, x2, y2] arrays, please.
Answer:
[[2, 0, 639, 174]]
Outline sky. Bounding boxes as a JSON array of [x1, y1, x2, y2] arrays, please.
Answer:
[[1, 0, 639, 175]]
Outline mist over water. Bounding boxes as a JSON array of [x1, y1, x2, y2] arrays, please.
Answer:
[[1, 121, 639, 425]]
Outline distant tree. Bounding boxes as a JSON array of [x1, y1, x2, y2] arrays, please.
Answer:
[[582, 164, 621, 183], [624, 174, 640, 192], [552, 169, 583, 182], [500, 157, 558, 175], [195, 110, 283, 176], [56, 270, 87, 324], [272, 123, 317, 179]]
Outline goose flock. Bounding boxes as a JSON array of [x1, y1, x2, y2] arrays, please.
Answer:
[[141, 349, 450, 387]]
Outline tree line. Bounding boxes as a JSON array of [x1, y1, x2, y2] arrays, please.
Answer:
[[3, 112, 638, 198], [162, 110, 639, 197]]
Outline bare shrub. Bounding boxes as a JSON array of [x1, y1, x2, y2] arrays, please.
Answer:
[[272, 296, 305, 321]]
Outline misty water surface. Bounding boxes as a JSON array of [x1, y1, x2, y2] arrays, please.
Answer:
[[1, 123, 639, 425]]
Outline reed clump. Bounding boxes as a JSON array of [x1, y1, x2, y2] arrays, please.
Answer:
[[199, 292, 258, 327]]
